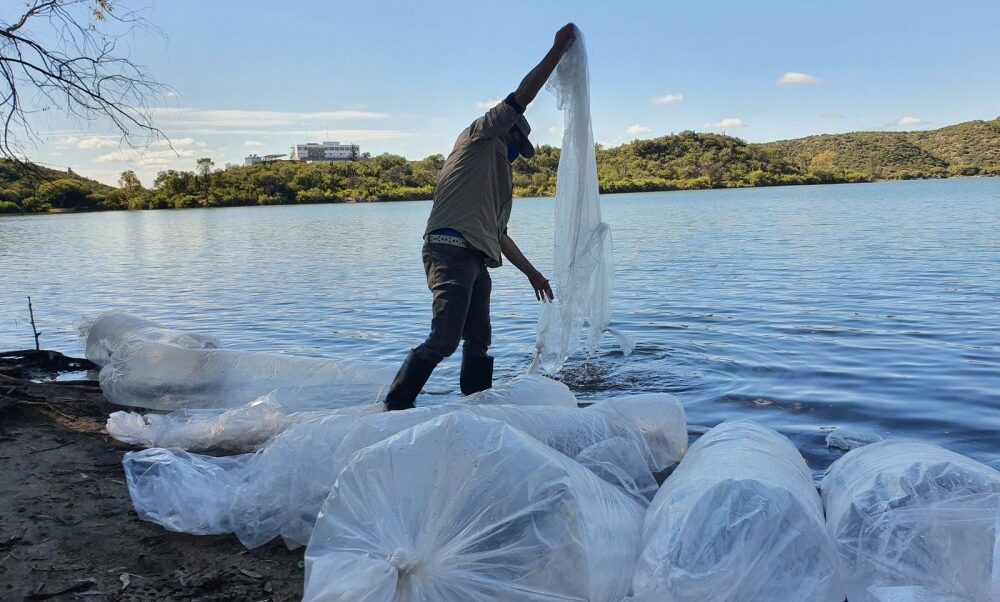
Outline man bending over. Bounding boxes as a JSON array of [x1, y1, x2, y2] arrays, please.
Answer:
[[384, 23, 576, 410]]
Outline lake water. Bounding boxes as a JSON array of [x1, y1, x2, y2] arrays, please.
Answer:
[[2, 178, 998, 474]]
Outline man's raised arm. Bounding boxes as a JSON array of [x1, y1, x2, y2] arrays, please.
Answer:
[[514, 24, 576, 109]]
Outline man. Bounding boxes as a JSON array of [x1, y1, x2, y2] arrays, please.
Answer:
[[384, 24, 576, 411]]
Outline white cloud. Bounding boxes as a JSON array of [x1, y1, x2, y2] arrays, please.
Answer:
[[626, 124, 652, 135], [896, 116, 928, 127], [151, 137, 206, 149], [149, 107, 388, 128], [54, 136, 118, 150], [475, 98, 502, 109], [651, 93, 684, 105], [168, 128, 413, 140], [243, 140, 265, 147], [777, 72, 821, 85], [704, 117, 748, 130], [93, 147, 198, 166]]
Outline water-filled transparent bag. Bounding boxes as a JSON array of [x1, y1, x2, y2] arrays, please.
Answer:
[[631, 420, 844, 602], [123, 401, 659, 549], [106, 374, 574, 452], [532, 27, 632, 373], [99, 338, 395, 410], [458, 373, 576, 407], [106, 395, 385, 452], [585, 393, 687, 474], [821, 440, 1000, 602], [83, 311, 221, 367], [302, 412, 645, 602]]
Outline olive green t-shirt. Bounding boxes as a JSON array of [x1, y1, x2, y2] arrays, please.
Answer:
[[425, 100, 527, 268]]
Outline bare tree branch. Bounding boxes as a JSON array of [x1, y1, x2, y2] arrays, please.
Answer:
[[4, 1, 58, 34], [0, 0, 170, 168]]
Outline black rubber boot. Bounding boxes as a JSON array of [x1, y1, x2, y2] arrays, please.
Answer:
[[460, 354, 494, 396], [384, 349, 438, 411]]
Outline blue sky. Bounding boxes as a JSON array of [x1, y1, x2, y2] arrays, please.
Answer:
[[24, 0, 1000, 185]]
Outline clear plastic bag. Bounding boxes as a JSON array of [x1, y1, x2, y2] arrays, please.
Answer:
[[100, 338, 395, 410], [123, 403, 658, 550], [83, 311, 222, 367], [821, 440, 1000, 602], [585, 393, 688, 474], [123, 447, 252, 535], [532, 26, 632, 373], [631, 420, 844, 602], [303, 412, 645, 602], [458, 374, 576, 407], [106, 374, 574, 452], [106, 394, 384, 452]]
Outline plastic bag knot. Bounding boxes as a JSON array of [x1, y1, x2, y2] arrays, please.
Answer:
[[387, 548, 414, 574]]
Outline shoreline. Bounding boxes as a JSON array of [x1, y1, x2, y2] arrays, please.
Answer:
[[0, 350, 304, 600], [5, 173, 997, 216]]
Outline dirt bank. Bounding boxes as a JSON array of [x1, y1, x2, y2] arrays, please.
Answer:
[[0, 351, 303, 601]]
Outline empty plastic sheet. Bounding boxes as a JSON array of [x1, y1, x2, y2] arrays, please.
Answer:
[[532, 26, 632, 374]]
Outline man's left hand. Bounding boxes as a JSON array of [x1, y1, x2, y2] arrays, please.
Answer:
[[529, 271, 555, 302]]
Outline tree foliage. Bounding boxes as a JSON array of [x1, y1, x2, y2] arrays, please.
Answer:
[[2, 117, 999, 214]]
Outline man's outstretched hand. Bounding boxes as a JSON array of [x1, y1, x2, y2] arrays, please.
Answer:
[[529, 271, 555, 303], [514, 23, 578, 109], [554, 23, 577, 52]]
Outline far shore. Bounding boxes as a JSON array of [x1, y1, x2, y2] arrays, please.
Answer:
[[6, 173, 996, 217]]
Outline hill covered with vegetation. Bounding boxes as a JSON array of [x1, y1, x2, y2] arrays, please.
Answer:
[[0, 162, 112, 213], [3, 116, 998, 213], [762, 117, 1000, 180]]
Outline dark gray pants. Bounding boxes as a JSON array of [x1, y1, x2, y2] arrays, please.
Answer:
[[413, 242, 492, 364]]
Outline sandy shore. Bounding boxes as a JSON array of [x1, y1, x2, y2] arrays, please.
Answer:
[[0, 351, 303, 601]]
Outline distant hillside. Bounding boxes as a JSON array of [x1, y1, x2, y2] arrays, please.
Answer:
[[512, 116, 1000, 196], [761, 117, 1000, 180], [0, 162, 112, 213], [3, 116, 999, 213]]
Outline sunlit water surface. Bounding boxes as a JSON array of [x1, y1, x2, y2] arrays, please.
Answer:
[[2, 178, 998, 474]]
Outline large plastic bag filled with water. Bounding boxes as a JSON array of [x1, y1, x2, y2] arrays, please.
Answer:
[[123, 403, 655, 549], [99, 338, 395, 410], [302, 412, 645, 602], [82, 311, 222, 367], [585, 393, 688, 473], [458, 373, 576, 407], [576, 435, 659, 503], [123, 447, 252, 535], [106, 374, 574, 451], [631, 420, 843, 602], [106, 395, 384, 452], [821, 440, 1000, 602], [532, 26, 632, 374]]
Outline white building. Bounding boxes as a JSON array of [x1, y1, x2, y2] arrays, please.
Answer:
[[290, 141, 359, 162], [244, 153, 287, 166]]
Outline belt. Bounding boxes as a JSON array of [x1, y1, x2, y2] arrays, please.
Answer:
[[424, 234, 470, 248]]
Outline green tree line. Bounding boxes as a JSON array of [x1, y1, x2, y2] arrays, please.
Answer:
[[3, 117, 998, 214]]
